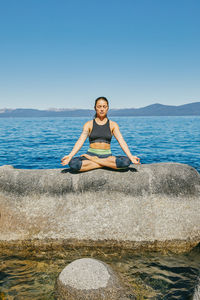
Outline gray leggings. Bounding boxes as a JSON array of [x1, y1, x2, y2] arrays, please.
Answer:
[[68, 151, 131, 171]]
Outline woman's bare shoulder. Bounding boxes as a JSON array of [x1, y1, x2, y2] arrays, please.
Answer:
[[109, 120, 119, 134], [83, 120, 93, 130], [110, 120, 118, 125], [110, 120, 119, 129]]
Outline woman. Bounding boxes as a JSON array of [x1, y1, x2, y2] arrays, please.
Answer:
[[61, 97, 140, 171]]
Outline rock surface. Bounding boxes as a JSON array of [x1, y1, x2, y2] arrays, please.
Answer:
[[56, 258, 134, 300], [193, 277, 200, 300], [0, 163, 200, 252]]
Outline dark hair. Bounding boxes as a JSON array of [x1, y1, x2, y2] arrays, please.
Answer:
[[94, 96, 109, 118]]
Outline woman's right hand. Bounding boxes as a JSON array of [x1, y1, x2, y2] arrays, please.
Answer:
[[61, 155, 72, 166]]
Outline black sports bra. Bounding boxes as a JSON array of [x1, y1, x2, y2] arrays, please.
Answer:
[[89, 118, 112, 144]]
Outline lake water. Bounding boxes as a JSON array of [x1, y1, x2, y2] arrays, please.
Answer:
[[0, 245, 200, 299], [0, 116, 200, 299], [0, 116, 200, 172]]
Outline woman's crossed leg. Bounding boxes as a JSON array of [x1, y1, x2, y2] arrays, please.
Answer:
[[68, 154, 131, 172]]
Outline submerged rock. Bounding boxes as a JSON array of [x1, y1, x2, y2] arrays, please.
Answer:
[[0, 163, 200, 252], [56, 258, 135, 300], [193, 277, 200, 300]]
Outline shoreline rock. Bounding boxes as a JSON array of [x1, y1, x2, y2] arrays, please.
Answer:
[[193, 277, 200, 300], [0, 163, 200, 253]]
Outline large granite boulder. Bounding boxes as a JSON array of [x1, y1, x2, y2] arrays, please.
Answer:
[[0, 163, 200, 252], [56, 258, 134, 300]]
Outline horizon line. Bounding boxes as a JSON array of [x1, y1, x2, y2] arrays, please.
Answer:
[[0, 101, 200, 111]]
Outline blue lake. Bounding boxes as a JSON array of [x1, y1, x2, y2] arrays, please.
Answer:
[[0, 116, 200, 299], [0, 116, 200, 172]]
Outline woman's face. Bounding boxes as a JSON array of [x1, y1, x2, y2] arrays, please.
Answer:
[[95, 99, 109, 118]]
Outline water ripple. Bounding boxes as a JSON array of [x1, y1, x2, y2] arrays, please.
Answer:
[[0, 246, 199, 299], [0, 116, 199, 171]]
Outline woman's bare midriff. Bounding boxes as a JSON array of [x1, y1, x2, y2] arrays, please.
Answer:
[[90, 142, 111, 149]]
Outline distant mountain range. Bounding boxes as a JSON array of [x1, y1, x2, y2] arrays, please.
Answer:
[[0, 102, 199, 117]]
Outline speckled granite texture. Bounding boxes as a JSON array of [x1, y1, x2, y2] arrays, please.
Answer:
[[0, 163, 199, 252], [56, 258, 135, 300]]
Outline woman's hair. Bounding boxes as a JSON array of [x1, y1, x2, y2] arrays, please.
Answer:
[[94, 96, 109, 118]]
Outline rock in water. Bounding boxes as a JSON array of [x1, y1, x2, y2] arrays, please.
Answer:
[[56, 258, 135, 300], [193, 277, 200, 300]]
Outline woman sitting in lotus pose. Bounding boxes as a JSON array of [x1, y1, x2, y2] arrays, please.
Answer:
[[61, 97, 140, 171]]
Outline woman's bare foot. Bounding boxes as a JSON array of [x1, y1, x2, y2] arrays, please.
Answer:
[[81, 153, 91, 158], [81, 154, 98, 162], [81, 154, 117, 169]]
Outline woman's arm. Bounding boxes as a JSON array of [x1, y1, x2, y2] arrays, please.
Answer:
[[61, 122, 90, 166], [112, 121, 140, 164]]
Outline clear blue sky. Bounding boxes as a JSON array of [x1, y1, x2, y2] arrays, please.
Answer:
[[0, 0, 200, 109]]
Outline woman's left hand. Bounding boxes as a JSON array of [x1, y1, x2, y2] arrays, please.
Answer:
[[130, 155, 141, 165]]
